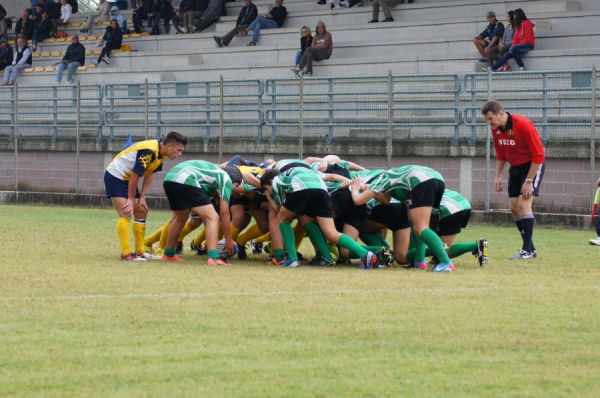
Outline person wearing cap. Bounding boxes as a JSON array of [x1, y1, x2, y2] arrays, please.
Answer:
[[0, 38, 12, 71], [80, 0, 110, 34], [109, 6, 128, 33], [56, 34, 85, 84], [473, 10, 504, 66]]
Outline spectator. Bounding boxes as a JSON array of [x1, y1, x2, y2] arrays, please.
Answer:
[[292, 21, 331, 77], [489, 10, 514, 72], [67, 0, 78, 14], [133, 0, 159, 34], [293, 25, 311, 67], [212, 0, 257, 47], [490, 8, 535, 72], [369, 0, 401, 23], [158, 0, 174, 34], [2, 37, 32, 86], [192, 0, 226, 33], [246, 0, 286, 46], [96, 19, 122, 64], [15, 10, 36, 42], [171, 0, 192, 33], [473, 10, 504, 66], [110, 6, 128, 33], [0, 3, 6, 39], [56, 34, 85, 83], [32, 9, 52, 52], [0, 38, 12, 70], [28, 2, 43, 24], [80, 0, 110, 34], [175, 0, 207, 34], [60, 0, 73, 24]]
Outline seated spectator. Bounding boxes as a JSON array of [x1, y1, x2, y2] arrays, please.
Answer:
[[67, 0, 78, 14], [60, 0, 73, 24], [246, 0, 286, 46], [80, 0, 110, 34], [293, 25, 311, 67], [15, 11, 36, 42], [173, 0, 206, 34], [171, 0, 192, 33], [32, 10, 52, 52], [56, 34, 85, 83], [489, 10, 514, 72], [27, 2, 43, 25], [96, 19, 122, 64], [192, 0, 225, 33], [473, 11, 504, 66], [2, 37, 32, 86], [292, 21, 331, 77], [110, 6, 128, 33], [133, 0, 160, 34], [158, 0, 174, 34], [0, 38, 12, 70], [213, 0, 257, 47], [0, 3, 6, 40], [490, 8, 534, 72], [368, 0, 401, 22]]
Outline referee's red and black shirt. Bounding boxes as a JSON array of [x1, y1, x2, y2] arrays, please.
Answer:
[[492, 113, 545, 166]]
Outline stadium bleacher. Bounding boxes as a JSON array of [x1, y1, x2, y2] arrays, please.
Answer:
[[4, 0, 599, 84]]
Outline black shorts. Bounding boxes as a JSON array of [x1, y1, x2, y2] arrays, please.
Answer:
[[409, 178, 445, 209], [366, 203, 410, 231], [283, 189, 333, 218], [163, 181, 212, 211], [437, 210, 471, 236], [508, 162, 545, 198], [104, 171, 140, 199], [229, 195, 248, 207], [331, 188, 365, 230]]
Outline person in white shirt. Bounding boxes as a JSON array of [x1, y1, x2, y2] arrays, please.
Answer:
[[81, 0, 110, 33], [60, 0, 73, 24], [3, 37, 32, 85]]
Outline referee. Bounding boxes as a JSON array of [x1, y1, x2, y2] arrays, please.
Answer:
[[482, 100, 545, 260]]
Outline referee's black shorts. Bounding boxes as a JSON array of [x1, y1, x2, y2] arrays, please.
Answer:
[[508, 162, 545, 198]]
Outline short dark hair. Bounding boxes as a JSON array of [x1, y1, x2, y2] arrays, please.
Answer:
[[224, 165, 242, 185], [162, 131, 187, 146], [260, 168, 279, 187], [481, 100, 504, 115]]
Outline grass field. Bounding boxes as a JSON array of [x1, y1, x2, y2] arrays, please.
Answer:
[[1, 204, 599, 397]]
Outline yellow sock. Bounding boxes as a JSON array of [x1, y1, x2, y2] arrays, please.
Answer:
[[231, 223, 241, 241], [255, 232, 270, 243], [144, 220, 169, 247], [178, 220, 197, 242], [236, 224, 263, 245], [117, 217, 132, 256], [159, 220, 171, 250], [193, 226, 206, 246], [294, 223, 305, 250], [133, 218, 146, 256]]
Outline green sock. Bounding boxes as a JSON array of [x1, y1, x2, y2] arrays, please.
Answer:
[[419, 228, 452, 264], [274, 248, 285, 261], [338, 234, 368, 259], [207, 249, 220, 260], [362, 245, 383, 252], [279, 222, 298, 261], [304, 222, 333, 262], [413, 234, 428, 263], [448, 242, 478, 258], [360, 232, 389, 249], [405, 248, 433, 263], [164, 247, 176, 257]]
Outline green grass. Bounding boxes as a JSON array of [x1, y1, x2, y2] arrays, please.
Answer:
[[1, 204, 599, 397]]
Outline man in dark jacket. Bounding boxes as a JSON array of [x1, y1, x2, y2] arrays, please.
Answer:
[[56, 34, 85, 83], [246, 0, 286, 46], [132, 0, 159, 34], [158, 0, 174, 33], [0, 38, 12, 70], [213, 0, 257, 47], [15, 10, 35, 41], [32, 9, 52, 51]]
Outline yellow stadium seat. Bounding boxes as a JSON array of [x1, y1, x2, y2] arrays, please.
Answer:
[[51, 51, 61, 57], [44, 66, 55, 72], [22, 68, 32, 73], [47, 38, 56, 43], [120, 44, 132, 52], [33, 67, 45, 72], [41, 52, 50, 57], [87, 64, 97, 70]]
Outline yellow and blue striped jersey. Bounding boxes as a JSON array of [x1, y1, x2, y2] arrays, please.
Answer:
[[106, 139, 164, 181]]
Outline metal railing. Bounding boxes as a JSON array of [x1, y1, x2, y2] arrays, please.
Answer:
[[0, 68, 598, 213]]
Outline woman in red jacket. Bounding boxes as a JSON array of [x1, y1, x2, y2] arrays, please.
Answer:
[[490, 8, 534, 71]]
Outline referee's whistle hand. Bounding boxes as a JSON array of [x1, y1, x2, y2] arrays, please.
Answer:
[[493, 177, 503, 193]]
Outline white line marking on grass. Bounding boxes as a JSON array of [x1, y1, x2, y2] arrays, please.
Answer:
[[1, 286, 598, 302]]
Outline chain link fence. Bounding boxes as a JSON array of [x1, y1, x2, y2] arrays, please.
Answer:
[[0, 68, 597, 213]]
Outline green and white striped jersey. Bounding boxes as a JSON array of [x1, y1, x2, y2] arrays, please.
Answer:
[[309, 161, 350, 193], [272, 159, 310, 170], [439, 190, 471, 219], [368, 165, 444, 202], [350, 169, 386, 183], [164, 160, 233, 202], [271, 167, 327, 205]]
